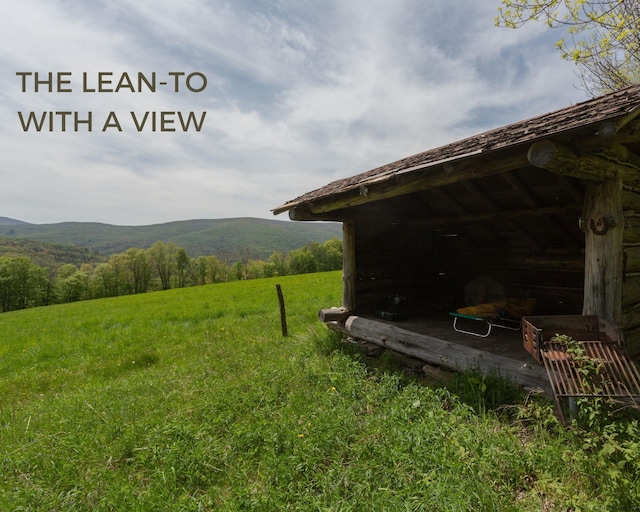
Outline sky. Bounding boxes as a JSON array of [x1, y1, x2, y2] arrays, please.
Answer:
[[1, 0, 588, 226]]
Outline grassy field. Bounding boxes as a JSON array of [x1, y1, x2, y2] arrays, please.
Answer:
[[1, 271, 639, 510]]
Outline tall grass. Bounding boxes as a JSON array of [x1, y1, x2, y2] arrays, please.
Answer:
[[1, 271, 638, 510]]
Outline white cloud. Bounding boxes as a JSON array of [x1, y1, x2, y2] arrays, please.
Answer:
[[0, 0, 587, 225]]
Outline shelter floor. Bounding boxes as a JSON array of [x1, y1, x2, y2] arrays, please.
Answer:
[[362, 312, 537, 364]]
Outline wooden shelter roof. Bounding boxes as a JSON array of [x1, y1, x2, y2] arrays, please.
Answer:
[[273, 84, 640, 217]]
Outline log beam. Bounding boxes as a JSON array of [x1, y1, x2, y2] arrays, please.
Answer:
[[330, 316, 551, 391], [411, 204, 581, 229], [303, 152, 530, 215], [528, 140, 640, 186], [528, 140, 619, 181], [288, 206, 347, 222]]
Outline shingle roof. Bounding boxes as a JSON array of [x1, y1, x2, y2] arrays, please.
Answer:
[[273, 84, 640, 215]]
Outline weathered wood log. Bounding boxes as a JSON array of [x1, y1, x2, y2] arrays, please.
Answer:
[[305, 152, 529, 215], [622, 276, 640, 308], [625, 246, 640, 274], [582, 178, 624, 322], [473, 254, 584, 271], [288, 206, 346, 222], [318, 307, 350, 323], [624, 215, 640, 243], [596, 143, 640, 167], [529, 140, 640, 188], [621, 302, 640, 330], [623, 189, 640, 214], [343, 220, 357, 311], [329, 316, 551, 392], [528, 140, 618, 181], [598, 121, 620, 137], [622, 325, 640, 359], [413, 204, 581, 230]]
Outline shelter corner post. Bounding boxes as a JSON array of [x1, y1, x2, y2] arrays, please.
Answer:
[[582, 177, 624, 322], [342, 220, 356, 311]]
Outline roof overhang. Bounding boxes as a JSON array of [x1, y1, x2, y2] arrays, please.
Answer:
[[273, 85, 640, 220]]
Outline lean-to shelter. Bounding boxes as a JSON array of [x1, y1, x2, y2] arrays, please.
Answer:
[[273, 85, 640, 391]]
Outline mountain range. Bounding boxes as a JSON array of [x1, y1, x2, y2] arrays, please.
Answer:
[[0, 217, 342, 260]]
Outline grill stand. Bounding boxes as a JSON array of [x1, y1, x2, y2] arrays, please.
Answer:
[[541, 340, 640, 424]]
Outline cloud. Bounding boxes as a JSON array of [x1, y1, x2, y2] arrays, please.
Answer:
[[0, 0, 586, 225]]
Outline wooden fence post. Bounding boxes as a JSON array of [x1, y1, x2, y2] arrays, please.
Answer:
[[276, 284, 288, 337]]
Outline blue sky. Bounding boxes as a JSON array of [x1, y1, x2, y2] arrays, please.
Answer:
[[1, 0, 586, 225]]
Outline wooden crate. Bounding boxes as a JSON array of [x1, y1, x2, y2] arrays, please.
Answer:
[[522, 315, 624, 363]]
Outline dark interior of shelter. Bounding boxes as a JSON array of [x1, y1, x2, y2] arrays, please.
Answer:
[[350, 167, 585, 320]]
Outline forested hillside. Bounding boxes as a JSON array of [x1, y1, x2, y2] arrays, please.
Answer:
[[0, 217, 342, 259], [0, 237, 105, 269]]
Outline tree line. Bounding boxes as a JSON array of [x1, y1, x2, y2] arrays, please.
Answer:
[[0, 238, 342, 313]]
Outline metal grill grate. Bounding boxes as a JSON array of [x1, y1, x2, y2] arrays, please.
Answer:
[[542, 340, 640, 401]]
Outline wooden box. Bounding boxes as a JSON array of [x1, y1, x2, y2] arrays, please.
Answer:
[[522, 315, 624, 363]]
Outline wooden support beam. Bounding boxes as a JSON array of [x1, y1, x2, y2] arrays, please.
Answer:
[[305, 152, 529, 215], [528, 140, 640, 185], [411, 204, 581, 229], [288, 206, 347, 222], [582, 178, 624, 322], [590, 144, 640, 188], [623, 188, 640, 214], [528, 140, 619, 181], [622, 276, 640, 308], [625, 246, 640, 274], [342, 220, 357, 311], [330, 316, 551, 392], [598, 121, 621, 138], [597, 107, 640, 138]]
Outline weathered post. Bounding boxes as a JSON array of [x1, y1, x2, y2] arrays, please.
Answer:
[[582, 178, 624, 321], [342, 220, 356, 311], [276, 284, 288, 337]]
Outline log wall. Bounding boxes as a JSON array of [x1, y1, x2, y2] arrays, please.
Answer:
[[353, 219, 584, 317]]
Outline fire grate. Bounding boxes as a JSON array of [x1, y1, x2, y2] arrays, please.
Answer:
[[542, 340, 640, 401]]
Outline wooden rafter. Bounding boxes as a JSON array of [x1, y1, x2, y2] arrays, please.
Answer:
[[429, 188, 501, 245], [301, 152, 529, 215], [460, 180, 544, 252]]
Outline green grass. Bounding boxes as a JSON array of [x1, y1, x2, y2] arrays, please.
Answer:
[[1, 271, 639, 510]]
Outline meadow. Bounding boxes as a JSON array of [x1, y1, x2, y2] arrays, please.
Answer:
[[1, 271, 639, 511]]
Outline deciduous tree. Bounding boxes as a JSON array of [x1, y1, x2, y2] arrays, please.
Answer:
[[147, 241, 178, 290], [56, 264, 89, 303], [92, 262, 116, 297], [0, 257, 48, 311], [496, 0, 640, 94], [125, 248, 152, 294]]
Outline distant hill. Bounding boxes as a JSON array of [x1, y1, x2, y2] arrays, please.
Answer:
[[0, 217, 29, 226], [0, 217, 342, 260], [0, 237, 106, 269]]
